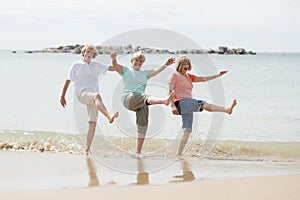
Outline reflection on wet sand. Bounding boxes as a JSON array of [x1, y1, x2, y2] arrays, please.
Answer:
[[170, 158, 195, 182], [85, 156, 195, 186], [134, 158, 149, 185], [86, 156, 100, 187]]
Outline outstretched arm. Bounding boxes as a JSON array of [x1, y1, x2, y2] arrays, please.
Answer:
[[148, 57, 175, 78], [193, 70, 228, 82], [109, 53, 123, 74], [60, 80, 70, 108]]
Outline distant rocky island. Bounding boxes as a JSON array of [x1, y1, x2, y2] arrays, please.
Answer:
[[22, 44, 256, 55]]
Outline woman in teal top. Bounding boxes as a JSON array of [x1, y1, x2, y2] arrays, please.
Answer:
[[111, 51, 174, 156]]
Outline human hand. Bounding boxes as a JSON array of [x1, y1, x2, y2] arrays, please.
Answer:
[[164, 58, 175, 67], [60, 96, 67, 108], [219, 70, 228, 76], [110, 52, 117, 60]]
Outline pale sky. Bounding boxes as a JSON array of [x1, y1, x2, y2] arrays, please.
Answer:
[[0, 0, 299, 52]]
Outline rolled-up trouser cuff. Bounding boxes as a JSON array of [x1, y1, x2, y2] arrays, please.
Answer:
[[137, 125, 148, 134]]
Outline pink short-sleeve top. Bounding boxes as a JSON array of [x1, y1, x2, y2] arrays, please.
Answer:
[[168, 71, 196, 102]]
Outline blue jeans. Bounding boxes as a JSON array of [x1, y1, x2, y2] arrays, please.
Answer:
[[175, 98, 205, 131]]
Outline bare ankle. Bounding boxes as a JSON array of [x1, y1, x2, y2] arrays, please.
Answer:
[[227, 99, 237, 114]]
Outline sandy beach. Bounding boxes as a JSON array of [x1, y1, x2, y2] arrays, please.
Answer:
[[1, 151, 300, 200], [1, 174, 300, 200]]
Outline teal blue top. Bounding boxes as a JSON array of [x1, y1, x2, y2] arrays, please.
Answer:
[[120, 66, 150, 103]]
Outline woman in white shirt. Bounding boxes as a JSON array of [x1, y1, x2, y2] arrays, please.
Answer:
[[60, 44, 119, 155]]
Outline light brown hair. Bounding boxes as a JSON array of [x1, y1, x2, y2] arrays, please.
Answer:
[[175, 56, 192, 72]]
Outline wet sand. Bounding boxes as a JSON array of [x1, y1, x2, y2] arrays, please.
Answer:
[[0, 151, 300, 199]]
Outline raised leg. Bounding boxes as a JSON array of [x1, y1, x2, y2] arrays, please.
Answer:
[[202, 99, 237, 114], [94, 94, 119, 123], [146, 91, 174, 105]]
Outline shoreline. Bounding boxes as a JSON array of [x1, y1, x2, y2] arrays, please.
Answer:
[[1, 130, 300, 161]]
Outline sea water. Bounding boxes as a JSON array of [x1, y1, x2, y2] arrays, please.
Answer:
[[0, 50, 299, 160]]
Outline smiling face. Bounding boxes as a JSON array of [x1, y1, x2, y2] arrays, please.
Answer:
[[132, 58, 144, 70], [81, 44, 98, 64], [83, 49, 95, 63], [130, 51, 146, 70]]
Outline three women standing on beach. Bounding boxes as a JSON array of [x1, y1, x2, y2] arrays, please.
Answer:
[[60, 44, 237, 157]]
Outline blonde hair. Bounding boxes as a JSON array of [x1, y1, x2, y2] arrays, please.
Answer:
[[130, 51, 146, 63], [175, 56, 192, 72], [81, 44, 98, 58]]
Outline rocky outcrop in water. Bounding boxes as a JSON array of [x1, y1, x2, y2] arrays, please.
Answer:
[[24, 44, 256, 55]]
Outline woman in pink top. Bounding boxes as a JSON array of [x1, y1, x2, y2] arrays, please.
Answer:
[[168, 56, 237, 156]]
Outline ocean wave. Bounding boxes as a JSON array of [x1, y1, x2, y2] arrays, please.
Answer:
[[0, 130, 84, 154], [1, 130, 299, 161]]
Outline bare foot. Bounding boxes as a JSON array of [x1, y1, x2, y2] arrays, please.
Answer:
[[130, 152, 144, 159], [108, 112, 119, 123], [226, 99, 237, 114], [164, 91, 175, 105]]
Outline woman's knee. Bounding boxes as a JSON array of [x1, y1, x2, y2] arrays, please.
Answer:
[[202, 102, 210, 111], [182, 130, 192, 139], [94, 94, 102, 102], [89, 121, 96, 125], [88, 121, 97, 129]]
